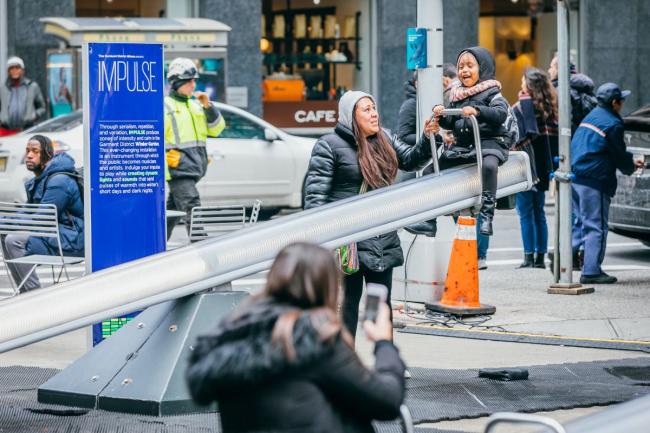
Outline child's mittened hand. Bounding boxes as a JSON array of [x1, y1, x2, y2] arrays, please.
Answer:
[[462, 106, 479, 117]]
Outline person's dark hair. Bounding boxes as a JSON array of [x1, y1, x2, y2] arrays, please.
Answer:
[[351, 102, 398, 189], [262, 242, 351, 360], [28, 134, 54, 169], [524, 68, 558, 122], [442, 63, 457, 79]]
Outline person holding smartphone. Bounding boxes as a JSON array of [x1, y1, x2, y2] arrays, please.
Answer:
[[187, 242, 405, 433]]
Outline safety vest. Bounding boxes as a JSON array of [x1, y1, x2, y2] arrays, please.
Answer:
[[164, 95, 226, 181]]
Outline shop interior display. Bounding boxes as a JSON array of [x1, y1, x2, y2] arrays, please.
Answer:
[[262, 6, 361, 101]]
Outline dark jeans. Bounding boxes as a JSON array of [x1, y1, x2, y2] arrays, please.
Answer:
[[571, 183, 610, 277], [343, 265, 393, 339], [515, 189, 548, 254], [166, 177, 201, 240]]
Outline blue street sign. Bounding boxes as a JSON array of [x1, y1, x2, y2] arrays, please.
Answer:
[[407, 28, 428, 70], [83, 43, 165, 345]]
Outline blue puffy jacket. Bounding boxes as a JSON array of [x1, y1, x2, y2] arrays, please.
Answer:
[[571, 105, 635, 197], [24, 153, 84, 256]]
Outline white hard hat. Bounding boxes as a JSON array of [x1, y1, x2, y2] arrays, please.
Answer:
[[7, 56, 24, 70], [166, 57, 199, 83]]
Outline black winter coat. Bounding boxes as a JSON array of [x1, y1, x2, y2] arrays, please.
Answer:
[[397, 80, 417, 146], [304, 124, 432, 272], [186, 298, 406, 433], [438, 47, 510, 163], [552, 73, 598, 133]]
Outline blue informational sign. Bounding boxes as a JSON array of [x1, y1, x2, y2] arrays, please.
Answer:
[[406, 28, 428, 70], [84, 43, 165, 345]]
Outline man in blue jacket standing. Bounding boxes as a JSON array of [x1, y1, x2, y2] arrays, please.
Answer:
[[571, 83, 643, 284], [1, 135, 84, 292]]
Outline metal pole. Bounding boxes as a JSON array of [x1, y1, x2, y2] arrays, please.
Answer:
[[0, 0, 7, 84], [548, 0, 592, 295], [416, 0, 443, 174]]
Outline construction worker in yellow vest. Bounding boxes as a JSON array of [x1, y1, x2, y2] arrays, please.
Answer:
[[165, 57, 225, 239]]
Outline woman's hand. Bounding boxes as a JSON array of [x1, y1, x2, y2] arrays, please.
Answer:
[[462, 106, 479, 117], [424, 118, 440, 137], [432, 105, 445, 118], [363, 303, 393, 342]]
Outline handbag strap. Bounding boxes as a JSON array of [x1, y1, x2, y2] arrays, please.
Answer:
[[359, 180, 368, 195]]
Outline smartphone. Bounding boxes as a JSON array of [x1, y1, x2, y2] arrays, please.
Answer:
[[364, 283, 388, 322]]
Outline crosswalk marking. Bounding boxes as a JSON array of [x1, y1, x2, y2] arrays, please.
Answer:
[[485, 258, 650, 270], [488, 242, 644, 253]]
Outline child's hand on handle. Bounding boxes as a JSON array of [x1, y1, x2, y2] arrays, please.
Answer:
[[432, 105, 445, 118], [363, 303, 393, 342], [462, 106, 479, 117], [424, 118, 440, 137]]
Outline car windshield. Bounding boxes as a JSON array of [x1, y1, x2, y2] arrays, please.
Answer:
[[26, 111, 83, 133]]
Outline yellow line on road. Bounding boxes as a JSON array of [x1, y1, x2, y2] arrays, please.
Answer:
[[408, 323, 650, 346]]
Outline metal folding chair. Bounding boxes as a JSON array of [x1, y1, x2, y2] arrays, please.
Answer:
[[247, 199, 262, 226], [189, 200, 263, 243], [0, 202, 84, 296], [189, 205, 247, 242]]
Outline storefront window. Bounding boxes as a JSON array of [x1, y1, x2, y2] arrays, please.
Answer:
[[261, 0, 370, 135]]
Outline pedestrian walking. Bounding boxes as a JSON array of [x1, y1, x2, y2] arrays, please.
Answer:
[[433, 46, 513, 237], [304, 90, 436, 339], [571, 83, 644, 284], [0, 56, 46, 135], [548, 54, 597, 133], [186, 242, 406, 433], [512, 68, 559, 269], [164, 57, 226, 239], [1, 135, 83, 292]]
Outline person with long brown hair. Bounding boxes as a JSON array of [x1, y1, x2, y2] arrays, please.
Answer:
[[304, 90, 437, 340], [186, 242, 406, 433], [511, 67, 559, 268]]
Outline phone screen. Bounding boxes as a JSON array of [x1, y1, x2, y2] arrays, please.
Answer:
[[365, 283, 388, 322]]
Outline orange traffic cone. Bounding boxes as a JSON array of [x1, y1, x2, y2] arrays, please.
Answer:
[[425, 216, 495, 316]]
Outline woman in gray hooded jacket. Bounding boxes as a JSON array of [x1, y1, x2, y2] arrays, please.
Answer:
[[304, 90, 437, 339]]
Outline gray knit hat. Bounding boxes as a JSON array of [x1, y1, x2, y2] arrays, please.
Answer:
[[338, 90, 375, 130]]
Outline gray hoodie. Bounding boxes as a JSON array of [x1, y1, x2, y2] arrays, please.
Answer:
[[337, 90, 374, 130]]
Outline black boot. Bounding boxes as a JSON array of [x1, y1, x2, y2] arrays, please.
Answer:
[[405, 219, 437, 237], [478, 192, 496, 236], [518, 253, 534, 268], [534, 253, 546, 269]]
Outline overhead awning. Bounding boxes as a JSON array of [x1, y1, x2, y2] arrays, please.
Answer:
[[40, 17, 231, 47]]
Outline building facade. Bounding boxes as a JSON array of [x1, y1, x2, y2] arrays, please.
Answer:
[[0, 0, 647, 134]]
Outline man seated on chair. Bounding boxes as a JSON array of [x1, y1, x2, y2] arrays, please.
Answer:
[[1, 135, 84, 292]]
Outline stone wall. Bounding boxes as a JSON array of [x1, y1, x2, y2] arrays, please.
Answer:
[[7, 0, 75, 115], [200, 0, 263, 116], [581, 0, 649, 113]]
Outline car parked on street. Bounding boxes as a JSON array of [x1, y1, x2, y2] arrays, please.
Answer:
[[0, 103, 316, 213], [609, 105, 650, 246]]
